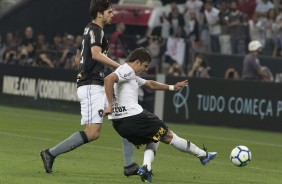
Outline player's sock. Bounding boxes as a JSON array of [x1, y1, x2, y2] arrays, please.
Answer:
[[142, 142, 159, 171], [143, 149, 154, 171], [121, 137, 134, 167], [169, 133, 206, 157], [49, 131, 88, 157]]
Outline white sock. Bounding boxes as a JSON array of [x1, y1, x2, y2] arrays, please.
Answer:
[[170, 133, 206, 158], [143, 149, 155, 171], [121, 137, 134, 167]]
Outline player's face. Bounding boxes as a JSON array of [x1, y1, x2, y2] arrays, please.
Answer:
[[136, 61, 149, 75], [102, 7, 114, 25]]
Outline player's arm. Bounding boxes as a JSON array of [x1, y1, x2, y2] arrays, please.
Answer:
[[104, 72, 119, 115], [91, 46, 120, 68], [143, 80, 188, 91], [251, 59, 270, 81], [75, 48, 81, 68], [258, 68, 270, 81]]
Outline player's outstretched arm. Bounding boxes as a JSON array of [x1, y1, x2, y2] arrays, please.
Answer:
[[144, 80, 188, 91]]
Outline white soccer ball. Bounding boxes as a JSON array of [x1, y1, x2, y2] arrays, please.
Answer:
[[230, 145, 251, 167]]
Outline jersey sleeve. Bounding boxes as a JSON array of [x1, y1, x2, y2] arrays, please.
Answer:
[[252, 58, 261, 73], [136, 76, 146, 87], [89, 27, 104, 48], [114, 64, 134, 83]]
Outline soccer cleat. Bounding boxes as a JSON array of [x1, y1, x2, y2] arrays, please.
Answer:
[[40, 149, 55, 173], [124, 162, 140, 176], [137, 165, 153, 183], [200, 146, 218, 165]]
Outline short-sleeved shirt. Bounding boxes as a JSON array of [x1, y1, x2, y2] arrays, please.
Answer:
[[242, 53, 261, 80], [108, 63, 146, 119], [185, 0, 203, 13], [77, 23, 109, 87], [255, 0, 274, 14]]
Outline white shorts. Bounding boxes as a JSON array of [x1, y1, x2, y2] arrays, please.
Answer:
[[77, 85, 107, 125]]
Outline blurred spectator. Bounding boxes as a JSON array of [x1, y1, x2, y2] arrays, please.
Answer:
[[73, 35, 83, 69], [184, 0, 203, 14], [74, 35, 83, 49], [160, 11, 171, 38], [275, 2, 282, 56], [147, 36, 162, 74], [226, 1, 247, 55], [218, 1, 231, 54], [242, 40, 273, 81], [36, 53, 55, 68], [109, 22, 128, 59], [261, 66, 274, 82], [184, 11, 200, 50], [58, 34, 76, 68], [188, 54, 210, 78], [0, 34, 6, 63], [164, 35, 186, 72], [263, 8, 279, 56], [224, 67, 240, 80], [19, 26, 36, 59], [5, 32, 17, 50], [184, 0, 203, 24], [204, 0, 221, 53], [3, 49, 17, 65], [36, 33, 49, 54], [18, 49, 33, 66], [237, 0, 257, 19], [159, 2, 180, 39], [255, 0, 274, 21], [218, 1, 230, 35], [168, 63, 185, 76], [167, 6, 186, 37], [49, 34, 64, 65], [248, 13, 266, 48]]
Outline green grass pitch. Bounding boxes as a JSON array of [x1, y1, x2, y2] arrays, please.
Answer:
[[0, 105, 282, 184]]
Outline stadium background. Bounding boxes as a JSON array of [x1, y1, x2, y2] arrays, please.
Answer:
[[0, 0, 281, 132], [0, 1, 282, 184]]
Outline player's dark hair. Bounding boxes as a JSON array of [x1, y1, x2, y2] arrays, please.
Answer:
[[90, 0, 111, 19], [126, 47, 152, 63]]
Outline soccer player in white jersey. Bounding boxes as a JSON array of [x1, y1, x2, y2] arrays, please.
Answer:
[[40, 0, 139, 176], [104, 47, 218, 183]]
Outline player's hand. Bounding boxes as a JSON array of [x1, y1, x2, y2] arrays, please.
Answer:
[[103, 106, 112, 116], [174, 80, 188, 91]]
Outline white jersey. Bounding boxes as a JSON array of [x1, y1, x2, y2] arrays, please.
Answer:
[[108, 63, 146, 119]]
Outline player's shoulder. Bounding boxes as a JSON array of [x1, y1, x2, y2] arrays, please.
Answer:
[[115, 63, 134, 79], [87, 23, 103, 32]]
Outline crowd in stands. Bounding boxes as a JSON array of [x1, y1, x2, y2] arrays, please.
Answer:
[[0, 0, 280, 82], [156, 0, 282, 56], [0, 26, 82, 70]]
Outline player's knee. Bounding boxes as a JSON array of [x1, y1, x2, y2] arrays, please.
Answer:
[[85, 131, 100, 141], [161, 130, 173, 144], [84, 124, 101, 141]]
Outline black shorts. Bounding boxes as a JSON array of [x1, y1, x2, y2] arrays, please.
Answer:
[[112, 109, 168, 146]]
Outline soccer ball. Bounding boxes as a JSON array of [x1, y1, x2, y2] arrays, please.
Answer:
[[230, 145, 251, 167]]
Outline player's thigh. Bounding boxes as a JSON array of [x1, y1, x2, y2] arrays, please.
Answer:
[[77, 85, 105, 125], [139, 110, 168, 142], [113, 110, 168, 145]]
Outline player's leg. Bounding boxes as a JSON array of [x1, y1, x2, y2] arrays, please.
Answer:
[[40, 85, 104, 173], [122, 137, 140, 176], [111, 123, 139, 176], [161, 130, 217, 165], [142, 141, 159, 171], [137, 141, 159, 183]]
